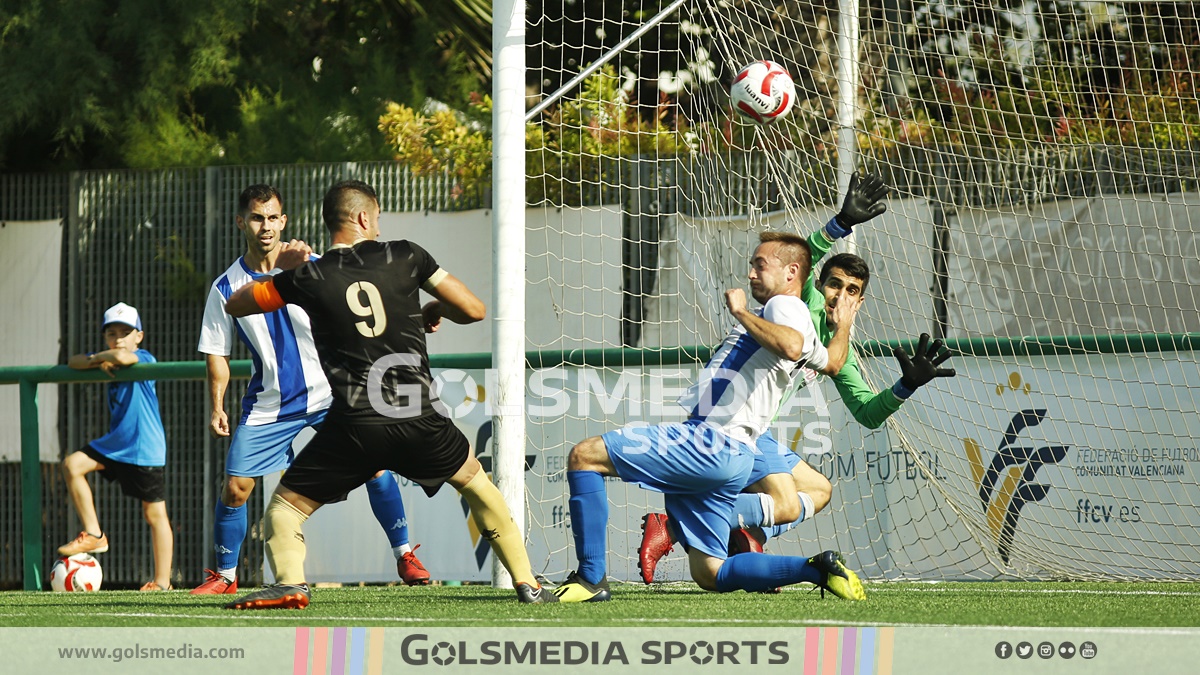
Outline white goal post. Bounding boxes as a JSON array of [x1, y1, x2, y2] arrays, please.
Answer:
[[495, 0, 1200, 584]]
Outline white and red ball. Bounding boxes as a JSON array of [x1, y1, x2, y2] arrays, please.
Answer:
[[730, 60, 796, 125], [49, 554, 103, 592]]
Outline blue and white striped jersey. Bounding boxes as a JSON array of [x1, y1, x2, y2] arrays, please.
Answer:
[[679, 294, 828, 444], [198, 257, 333, 426]]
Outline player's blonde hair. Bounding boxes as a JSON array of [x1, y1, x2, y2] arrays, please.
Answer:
[[758, 231, 811, 281]]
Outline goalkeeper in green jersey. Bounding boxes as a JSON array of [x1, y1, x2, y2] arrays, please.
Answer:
[[639, 173, 956, 581], [740, 172, 957, 548]]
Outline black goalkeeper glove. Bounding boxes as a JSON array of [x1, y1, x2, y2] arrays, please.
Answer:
[[891, 333, 956, 399], [826, 171, 889, 239]]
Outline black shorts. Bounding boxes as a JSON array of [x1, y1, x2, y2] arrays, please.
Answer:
[[280, 413, 470, 505], [80, 446, 166, 503]]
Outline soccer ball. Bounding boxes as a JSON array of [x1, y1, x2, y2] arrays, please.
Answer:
[[730, 60, 796, 125], [49, 554, 103, 592]]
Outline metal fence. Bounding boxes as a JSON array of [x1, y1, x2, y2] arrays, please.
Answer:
[[0, 162, 481, 588]]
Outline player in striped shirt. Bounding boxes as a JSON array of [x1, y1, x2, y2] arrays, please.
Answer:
[[639, 174, 954, 581], [554, 231, 866, 602], [192, 184, 426, 595]]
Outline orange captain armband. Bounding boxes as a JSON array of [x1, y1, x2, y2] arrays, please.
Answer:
[[252, 279, 287, 312]]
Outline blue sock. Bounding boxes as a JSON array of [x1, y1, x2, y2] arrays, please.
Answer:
[[213, 501, 247, 571], [714, 552, 822, 593], [366, 471, 409, 548], [730, 493, 766, 529], [761, 521, 798, 544], [567, 470, 608, 585]]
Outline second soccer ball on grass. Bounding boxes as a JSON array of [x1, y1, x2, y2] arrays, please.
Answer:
[[49, 554, 103, 592]]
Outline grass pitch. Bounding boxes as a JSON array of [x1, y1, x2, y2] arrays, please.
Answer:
[[1, 581, 1197, 627]]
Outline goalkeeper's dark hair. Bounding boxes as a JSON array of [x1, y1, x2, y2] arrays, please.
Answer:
[[758, 231, 812, 281], [819, 253, 871, 294], [237, 184, 284, 217], [323, 180, 380, 233]]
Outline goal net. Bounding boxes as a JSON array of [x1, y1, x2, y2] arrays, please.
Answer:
[[521, 0, 1200, 582]]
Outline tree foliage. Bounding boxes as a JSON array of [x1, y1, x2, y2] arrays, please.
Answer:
[[864, 0, 1200, 153], [0, 0, 489, 171], [379, 66, 695, 206]]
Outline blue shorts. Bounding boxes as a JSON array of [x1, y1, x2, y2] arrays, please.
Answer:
[[603, 420, 756, 560], [226, 410, 327, 477], [753, 429, 802, 478]]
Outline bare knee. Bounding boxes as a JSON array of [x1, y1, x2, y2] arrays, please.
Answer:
[[800, 474, 832, 513], [568, 436, 614, 474], [62, 452, 94, 479], [142, 501, 169, 526], [792, 462, 833, 514], [222, 476, 256, 508], [808, 482, 831, 513]]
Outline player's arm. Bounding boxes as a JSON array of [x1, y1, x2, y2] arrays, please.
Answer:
[[67, 342, 140, 374], [205, 354, 232, 437], [422, 269, 486, 326], [806, 227, 836, 273], [198, 283, 238, 436], [834, 334, 956, 428], [68, 349, 136, 369], [817, 309, 853, 377], [226, 241, 311, 317], [833, 352, 903, 430], [727, 291, 852, 376], [801, 228, 836, 310], [226, 278, 286, 318], [726, 290, 809, 362]]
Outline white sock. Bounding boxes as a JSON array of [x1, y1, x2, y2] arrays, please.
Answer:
[[218, 567, 237, 583], [393, 543, 412, 559], [758, 493, 776, 527], [797, 491, 816, 524]]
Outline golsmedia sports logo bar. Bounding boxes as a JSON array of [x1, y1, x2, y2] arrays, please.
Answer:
[[398, 634, 789, 666]]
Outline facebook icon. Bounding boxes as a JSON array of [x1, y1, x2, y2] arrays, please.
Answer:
[[995, 642, 1013, 659]]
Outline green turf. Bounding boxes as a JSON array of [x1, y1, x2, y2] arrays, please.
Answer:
[[2, 581, 1197, 627]]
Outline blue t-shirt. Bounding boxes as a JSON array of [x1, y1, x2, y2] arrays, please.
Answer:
[[89, 349, 167, 467]]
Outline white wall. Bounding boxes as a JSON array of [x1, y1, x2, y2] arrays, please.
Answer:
[[380, 205, 625, 355], [0, 220, 62, 461]]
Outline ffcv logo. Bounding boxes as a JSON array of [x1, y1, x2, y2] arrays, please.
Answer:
[[965, 409, 1069, 564]]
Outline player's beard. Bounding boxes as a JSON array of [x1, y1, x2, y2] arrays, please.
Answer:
[[249, 233, 278, 257], [750, 284, 769, 304]]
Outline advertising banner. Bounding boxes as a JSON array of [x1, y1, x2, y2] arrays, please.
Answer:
[[295, 347, 1200, 583]]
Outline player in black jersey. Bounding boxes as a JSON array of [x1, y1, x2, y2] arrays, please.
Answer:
[[221, 180, 554, 608]]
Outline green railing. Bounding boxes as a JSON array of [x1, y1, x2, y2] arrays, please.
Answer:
[[4, 332, 1196, 590]]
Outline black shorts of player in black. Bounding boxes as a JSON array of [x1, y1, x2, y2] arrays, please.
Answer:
[[281, 413, 469, 504]]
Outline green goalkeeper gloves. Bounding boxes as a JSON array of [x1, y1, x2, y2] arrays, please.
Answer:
[[891, 333, 956, 399], [826, 171, 889, 239]]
